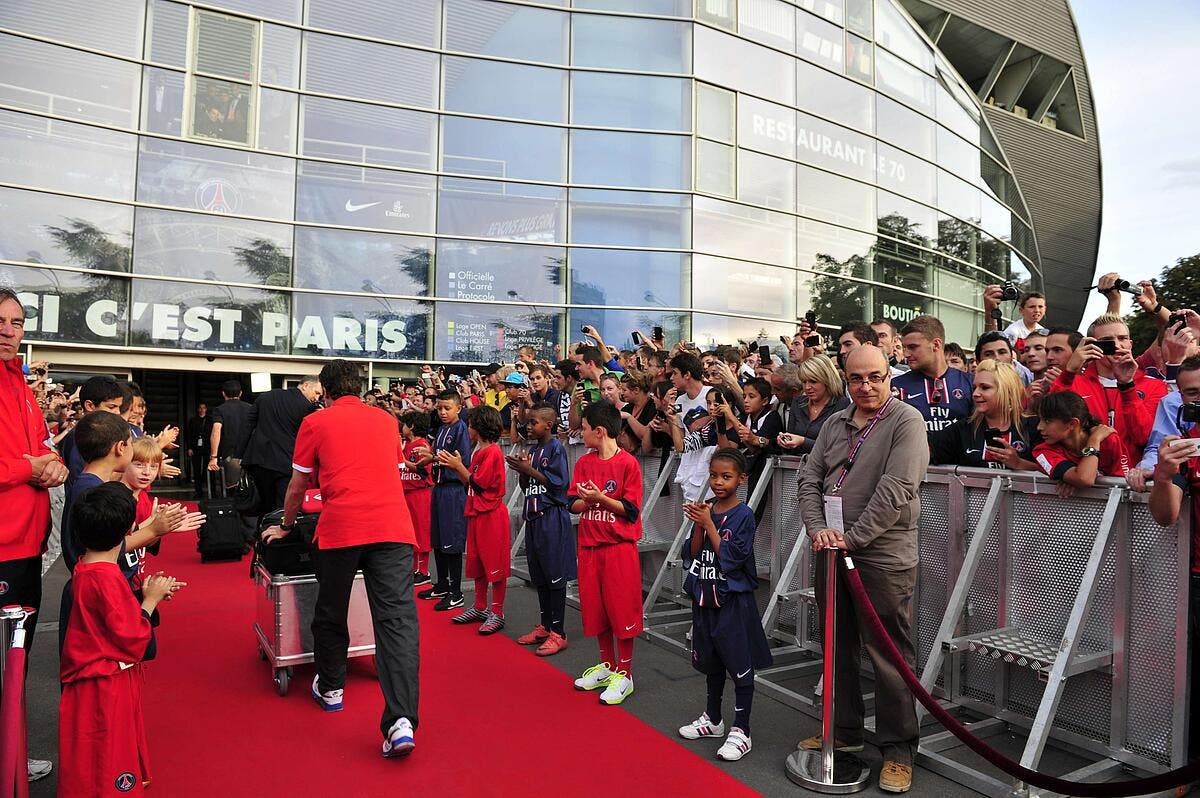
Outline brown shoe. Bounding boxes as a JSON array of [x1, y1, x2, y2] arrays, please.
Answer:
[[796, 734, 865, 752], [879, 760, 912, 793]]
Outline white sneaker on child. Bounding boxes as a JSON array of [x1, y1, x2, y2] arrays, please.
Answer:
[[598, 671, 634, 705], [381, 717, 415, 758], [678, 712, 725, 740], [716, 728, 752, 761], [573, 662, 615, 691]]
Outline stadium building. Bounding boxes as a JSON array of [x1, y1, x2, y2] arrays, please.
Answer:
[[0, 0, 1098, 406]]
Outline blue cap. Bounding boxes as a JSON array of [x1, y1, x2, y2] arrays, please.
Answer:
[[501, 372, 529, 387]]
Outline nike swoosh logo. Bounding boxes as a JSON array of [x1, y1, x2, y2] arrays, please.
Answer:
[[965, 449, 982, 454], [344, 200, 380, 212], [734, 706, 744, 712], [625, 623, 637, 631], [737, 668, 751, 678], [551, 577, 563, 585], [489, 569, 501, 576]]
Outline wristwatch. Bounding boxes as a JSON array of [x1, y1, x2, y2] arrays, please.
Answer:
[[279, 521, 294, 532], [1080, 447, 1100, 458]]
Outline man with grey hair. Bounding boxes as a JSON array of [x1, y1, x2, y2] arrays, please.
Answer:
[[241, 376, 324, 512], [769, 363, 804, 431], [796, 345, 928, 794]]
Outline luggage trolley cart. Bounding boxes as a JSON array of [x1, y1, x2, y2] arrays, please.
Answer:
[[252, 564, 376, 695]]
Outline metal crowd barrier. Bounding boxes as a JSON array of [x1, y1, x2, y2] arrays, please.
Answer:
[[500, 444, 1190, 797]]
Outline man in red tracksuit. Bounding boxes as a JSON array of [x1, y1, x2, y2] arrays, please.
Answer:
[[1049, 314, 1168, 465], [0, 287, 69, 783]]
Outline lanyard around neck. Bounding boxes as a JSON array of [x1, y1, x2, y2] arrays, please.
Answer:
[[831, 396, 894, 495]]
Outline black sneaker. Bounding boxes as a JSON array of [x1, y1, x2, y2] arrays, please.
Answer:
[[412, 572, 432, 587], [434, 594, 465, 611], [419, 586, 449, 601]]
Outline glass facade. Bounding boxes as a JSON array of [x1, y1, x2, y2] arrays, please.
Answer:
[[0, 0, 1041, 365]]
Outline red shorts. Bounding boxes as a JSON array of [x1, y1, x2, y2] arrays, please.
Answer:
[[577, 542, 643, 639], [465, 506, 511, 581], [404, 488, 431, 553]]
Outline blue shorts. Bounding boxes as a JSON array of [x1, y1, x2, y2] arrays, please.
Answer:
[[525, 507, 575, 588], [690, 591, 772, 683], [431, 482, 467, 553]]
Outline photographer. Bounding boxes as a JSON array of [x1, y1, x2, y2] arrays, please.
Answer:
[[929, 360, 1040, 470], [984, 285, 1048, 342], [579, 324, 626, 373], [1049, 314, 1168, 463], [1128, 355, 1200, 492], [775, 355, 848, 455]]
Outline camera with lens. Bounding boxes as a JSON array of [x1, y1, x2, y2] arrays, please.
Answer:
[[1183, 402, 1200, 424], [1113, 279, 1143, 296], [1000, 281, 1019, 302]]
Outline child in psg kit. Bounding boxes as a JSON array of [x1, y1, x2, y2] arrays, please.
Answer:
[[438, 406, 510, 634], [507, 404, 575, 656], [1033, 390, 1131, 484], [400, 411, 434, 585], [419, 392, 472, 611], [676, 448, 772, 762], [568, 400, 643, 706]]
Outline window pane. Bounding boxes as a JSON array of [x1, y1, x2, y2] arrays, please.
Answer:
[[436, 240, 565, 304], [439, 178, 566, 243], [443, 117, 566, 183], [873, 285, 929, 323], [569, 249, 688, 308], [738, 95, 796, 160], [878, 189, 935, 245], [696, 0, 735, 30], [937, 171, 980, 225], [190, 77, 253, 145], [296, 161, 435, 233], [146, 0, 189, 66], [693, 255, 796, 321], [572, 73, 690, 131], [877, 142, 934, 204], [795, 110, 876, 182], [291, 292, 429, 360], [0, 33, 139, 127], [877, 48, 935, 115], [0, 186, 132, 271], [876, 94, 934, 159], [695, 26, 793, 106], [143, 68, 185, 137], [797, 218, 874, 278], [134, 208, 293, 285], [936, 80, 980, 145], [798, 0, 843, 25], [444, 56, 567, 123], [261, 23, 300, 88], [446, 0, 567, 64], [130, 279, 290, 354], [979, 194, 1012, 243], [569, 309, 687, 352], [796, 59, 874, 131], [846, 0, 872, 36], [257, 89, 297, 153], [304, 33, 438, 108], [1, 264, 129, 345], [807, 272, 867, 325], [0, 0, 145, 57], [570, 189, 690, 248], [574, 0, 690, 15], [846, 34, 873, 82], [435, 302, 561, 363], [137, 138, 296, 220], [693, 314, 796, 351], [875, 0, 934, 73], [697, 140, 735, 198], [294, 227, 431, 295], [300, 96, 436, 170], [201, 0, 300, 22], [740, 0, 796, 51], [694, 197, 795, 267], [306, 0, 440, 48], [936, 126, 979, 182], [739, 150, 795, 211], [195, 11, 257, 80], [796, 164, 875, 231], [796, 9, 844, 71], [0, 110, 136, 200], [935, 299, 980, 347], [571, 130, 690, 190], [573, 15, 690, 73], [936, 213, 980, 266], [696, 83, 735, 143]]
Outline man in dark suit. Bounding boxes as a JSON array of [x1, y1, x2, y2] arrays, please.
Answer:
[[241, 377, 324, 512], [185, 402, 213, 498]]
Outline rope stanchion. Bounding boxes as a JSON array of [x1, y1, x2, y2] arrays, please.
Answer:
[[0, 606, 33, 798], [840, 555, 1199, 797]]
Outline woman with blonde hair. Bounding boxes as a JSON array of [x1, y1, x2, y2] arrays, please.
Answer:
[[929, 359, 1041, 470], [776, 354, 848, 455]]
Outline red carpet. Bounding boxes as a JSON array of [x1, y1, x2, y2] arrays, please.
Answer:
[[138, 528, 760, 797]]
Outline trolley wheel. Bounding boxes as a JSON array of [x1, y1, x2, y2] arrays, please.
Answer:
[[275, 667, 290, 696]]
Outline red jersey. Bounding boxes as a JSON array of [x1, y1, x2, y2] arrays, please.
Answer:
[[1049, 366, 1167, 464], [569, 448, 643, 547], [466, 443, 505, 516], [0, 356, 55, 560], [1033, 433, 1130, 480], [400, 437, 433, 491]]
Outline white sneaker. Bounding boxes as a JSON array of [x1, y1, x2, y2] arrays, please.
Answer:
[[678, 712, 725, 740], [311, 674, 344, 712], [27, 759, 52, 782], [717, 727, 752, 761], [573, 662, 616, 691], [382, 717, 415, 758], [598, 671, 634, 705]]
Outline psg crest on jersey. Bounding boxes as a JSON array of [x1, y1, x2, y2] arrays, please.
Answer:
[[604, 479, 618, 494], [953, 388, 964, 399], [115, 772, 137, 792]]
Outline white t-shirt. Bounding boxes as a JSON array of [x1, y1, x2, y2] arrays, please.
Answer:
[[1002, 319, 1049, 342], [676, 385, 711, 430]]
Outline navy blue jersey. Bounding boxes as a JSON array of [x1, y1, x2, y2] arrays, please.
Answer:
[[432, 419, 471, 485], [682, 501, 758, 606], [892, 368, 974, 432], [521, 438, 569, 520]]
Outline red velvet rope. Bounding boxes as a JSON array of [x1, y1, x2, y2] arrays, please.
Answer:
[[839, 555, 1199, 797]]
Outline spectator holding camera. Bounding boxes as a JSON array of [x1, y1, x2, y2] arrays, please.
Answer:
[[984, 286, 1049, 342], [776, 355, 848, 455], [1128, 355, 1200, 492], [929, 360, 1040, 470], [1048, 314, 1168, 464]]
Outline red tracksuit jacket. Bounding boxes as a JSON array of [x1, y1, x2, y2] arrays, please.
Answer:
[[1049, 364, 1167, 465], [0, 356, 54, 561]]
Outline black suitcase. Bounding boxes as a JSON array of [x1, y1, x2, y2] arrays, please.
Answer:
[[197, 474, 245, 562], [253, 509, 317, 576]]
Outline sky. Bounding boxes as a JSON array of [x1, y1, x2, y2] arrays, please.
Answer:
[[1070, 0, 1200, 324]]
